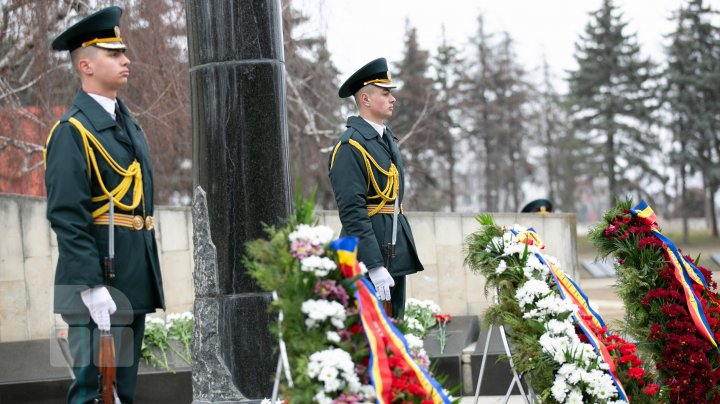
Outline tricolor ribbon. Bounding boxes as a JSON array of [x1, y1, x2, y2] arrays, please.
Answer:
[[330, 237, 450, 404], [511, 227, 545, 250], [630, 200, 719, 349]]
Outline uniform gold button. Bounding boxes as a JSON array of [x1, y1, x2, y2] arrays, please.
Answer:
[[145, 216, 155, 231], [132, 215, 144, 230]]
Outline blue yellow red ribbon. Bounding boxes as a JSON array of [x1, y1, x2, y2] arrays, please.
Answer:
[[630, 200, 719, 349], [330, 237, 450, 404], [510, 227, 545, 250]]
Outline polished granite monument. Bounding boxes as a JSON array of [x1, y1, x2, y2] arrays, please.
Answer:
[[186, 0, 291, 402]]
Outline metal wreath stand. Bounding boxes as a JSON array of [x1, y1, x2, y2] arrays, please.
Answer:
[[271, 291, 293, 403], [473, 287, 534, 404]]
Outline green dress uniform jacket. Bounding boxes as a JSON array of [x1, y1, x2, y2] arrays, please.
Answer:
[[45, 90, 165, 315], [329, 116, 423, 277]]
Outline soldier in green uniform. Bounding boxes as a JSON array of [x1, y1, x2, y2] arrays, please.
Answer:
[[329, 58, 424, 319], [44, 6, 164, 403]]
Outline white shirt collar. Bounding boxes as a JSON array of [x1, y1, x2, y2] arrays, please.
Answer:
[[87, 93, 117, 120], [361, 117, 386, 137]]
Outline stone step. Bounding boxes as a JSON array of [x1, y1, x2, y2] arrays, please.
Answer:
[[0, 339, 191, 403]]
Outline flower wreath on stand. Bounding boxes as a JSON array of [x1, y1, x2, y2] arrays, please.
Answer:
[[245, 196, 454, 403], [590, 199, 720, 402], [465, 214, 658, 403]]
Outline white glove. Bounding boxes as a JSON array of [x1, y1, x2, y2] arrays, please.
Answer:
[[80, 286, 117, 331], [368, 266, 395, 301]]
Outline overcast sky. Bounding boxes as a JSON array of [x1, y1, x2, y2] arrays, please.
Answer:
[[296, 0, 720, 90]]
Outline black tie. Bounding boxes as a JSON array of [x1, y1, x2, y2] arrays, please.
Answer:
[[383, 130, 392, 150], [115, 104, 125, 130], [114, 104, 136, 154]]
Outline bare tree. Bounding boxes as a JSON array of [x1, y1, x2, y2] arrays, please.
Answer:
[[0, 0, 192, 205], [282, 0, 344, 208]]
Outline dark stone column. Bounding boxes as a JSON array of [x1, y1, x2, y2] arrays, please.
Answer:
[[186, 0, 290, 401]]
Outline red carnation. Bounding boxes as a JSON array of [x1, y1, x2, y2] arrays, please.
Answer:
[[642, 383, 660, 395], [628, 367, 646, 379], [619, 343, 636, 355]]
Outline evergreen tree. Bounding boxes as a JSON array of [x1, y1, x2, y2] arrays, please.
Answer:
[[390, 23, 443, 211], [567, 0, 661, 208], [664, 0, 720, 238]]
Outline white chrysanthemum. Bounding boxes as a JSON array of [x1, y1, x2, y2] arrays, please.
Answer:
[[566, 389, 584, 404], [313, 391, 332, 404], [558, 363, 581, 384], [360, 384, 376, 401], [406, 298, 442, 314], [545, 319, 576, 336], [307, 349, 361, 395], [495, 259, 508, 274], [551, 378, 568, 402], [167, 312, 193, 322], [582, 369, 617, 399], [145, 316, 166, 328], [523, 254, 550, 278], [515, 279, 551, 307], [404, 317, 424, 335], [524, 295, 576, 320], [326, 331, 341, 343], [301, 299, 346, 329], [404, 333, 424, 350], [358, 261, 369, 275], [288, 224, 335, 245], [300, 255, 337, 277]]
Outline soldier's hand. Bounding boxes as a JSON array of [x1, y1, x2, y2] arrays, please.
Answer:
[[368, 266, 395, 301], [80, 286, 117, 331]]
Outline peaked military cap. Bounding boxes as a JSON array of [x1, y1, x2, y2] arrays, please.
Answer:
[[338, 57, 396, 98], [52, 6, 126, 52], [521, 199, 553, 214]]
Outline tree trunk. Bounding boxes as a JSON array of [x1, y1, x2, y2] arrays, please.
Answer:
[[709, 183, 719, 238], [606, 130, 616, 207], [681, 162, 689, 244]]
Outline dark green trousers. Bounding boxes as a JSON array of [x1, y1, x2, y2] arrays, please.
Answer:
[[390, 275, 406, 320], [62, 313, 146, 404]]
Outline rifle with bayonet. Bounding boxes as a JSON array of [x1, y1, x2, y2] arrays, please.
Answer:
[[98, 196, 119, 404], [383, 195, 399, 317]]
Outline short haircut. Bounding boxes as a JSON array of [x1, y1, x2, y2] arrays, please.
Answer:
[[70, 46, 98, 74], [353, 84, 379, 106]]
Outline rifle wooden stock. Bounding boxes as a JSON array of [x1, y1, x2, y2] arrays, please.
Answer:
[[98, 331, 116, 403], [383, 301, 393, 318]]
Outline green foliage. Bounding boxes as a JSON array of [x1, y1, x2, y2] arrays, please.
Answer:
[[141, 313, 194, 372]]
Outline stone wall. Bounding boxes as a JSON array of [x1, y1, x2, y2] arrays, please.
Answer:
[[0, 193, 578, 342]]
